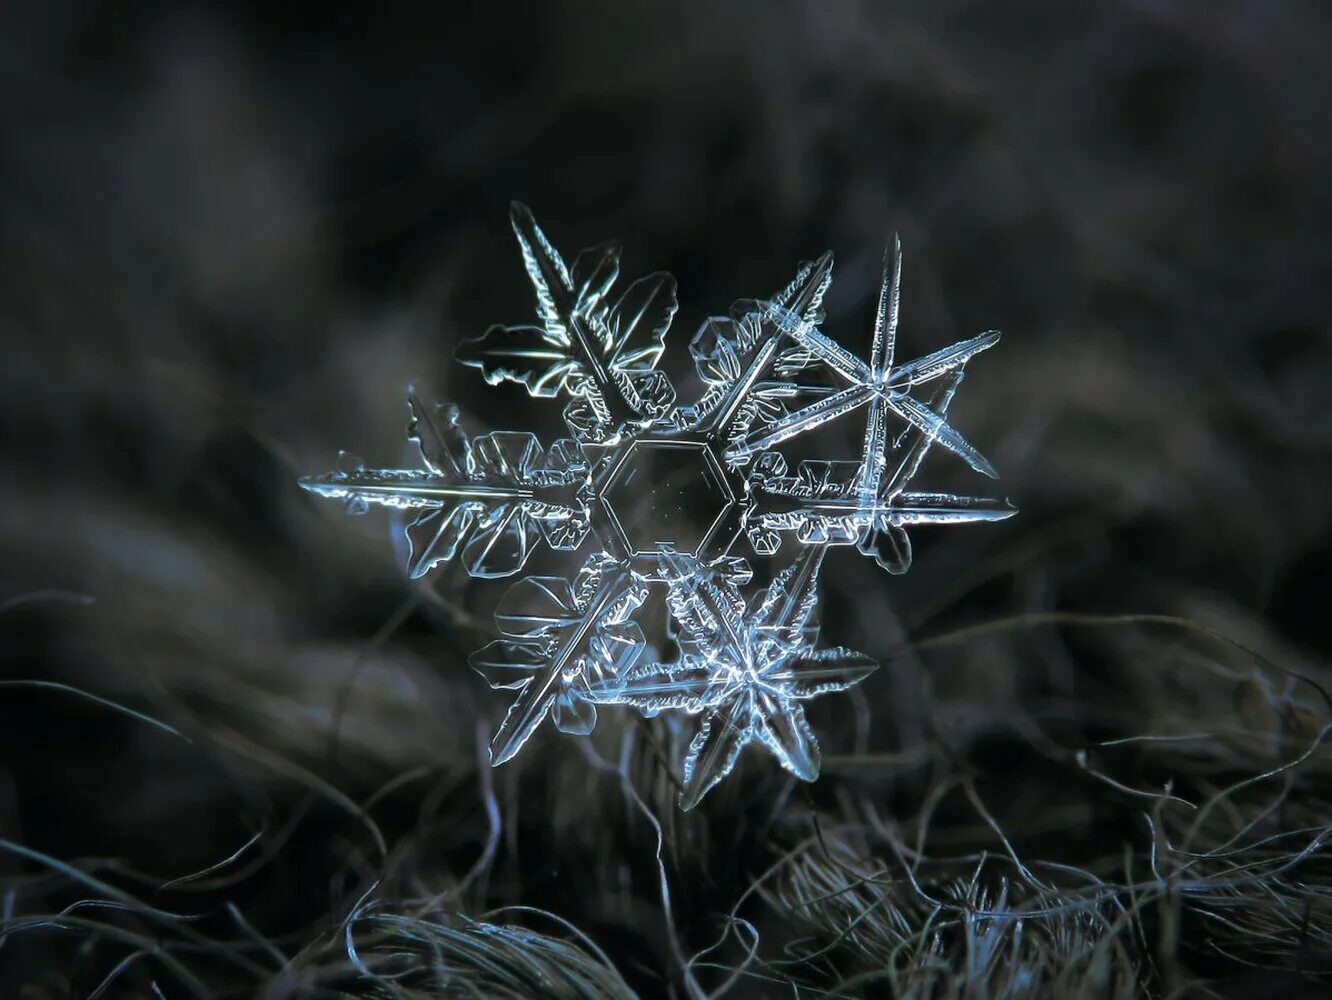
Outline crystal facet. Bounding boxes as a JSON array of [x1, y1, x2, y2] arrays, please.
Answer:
[[600, 440, 734, 558]]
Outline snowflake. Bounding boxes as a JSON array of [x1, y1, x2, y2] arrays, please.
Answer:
[[301, 204, 1015, 808]]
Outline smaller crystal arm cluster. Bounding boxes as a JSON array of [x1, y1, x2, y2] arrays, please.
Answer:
[[301, 203, 1015, 808]]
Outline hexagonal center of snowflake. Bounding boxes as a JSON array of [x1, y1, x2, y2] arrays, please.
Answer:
[[601, 441, 735, 557]]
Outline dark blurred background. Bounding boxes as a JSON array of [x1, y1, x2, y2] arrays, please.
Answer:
[[3, 1, 1331, 997]]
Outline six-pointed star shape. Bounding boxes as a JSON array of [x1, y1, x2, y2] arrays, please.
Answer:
[[300, 204, 1014, 805]]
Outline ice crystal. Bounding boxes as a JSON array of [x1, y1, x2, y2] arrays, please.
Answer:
[[301, 203, 1015, 808]]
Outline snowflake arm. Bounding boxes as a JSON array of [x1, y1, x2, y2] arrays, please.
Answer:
[[300, 396, 590, 578], [456, 203, 678, 440], [722, 239, 1001, 480], [852, 238, 902, 510], [746, 371, 1015, 572], [472, 554, 649, 762], [725, 323, 1000, 476], [677, 252, 833, 444], [607, 547, 877, 809]]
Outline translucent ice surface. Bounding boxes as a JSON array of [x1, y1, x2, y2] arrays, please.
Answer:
[[302, 203, 1016, 806]]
